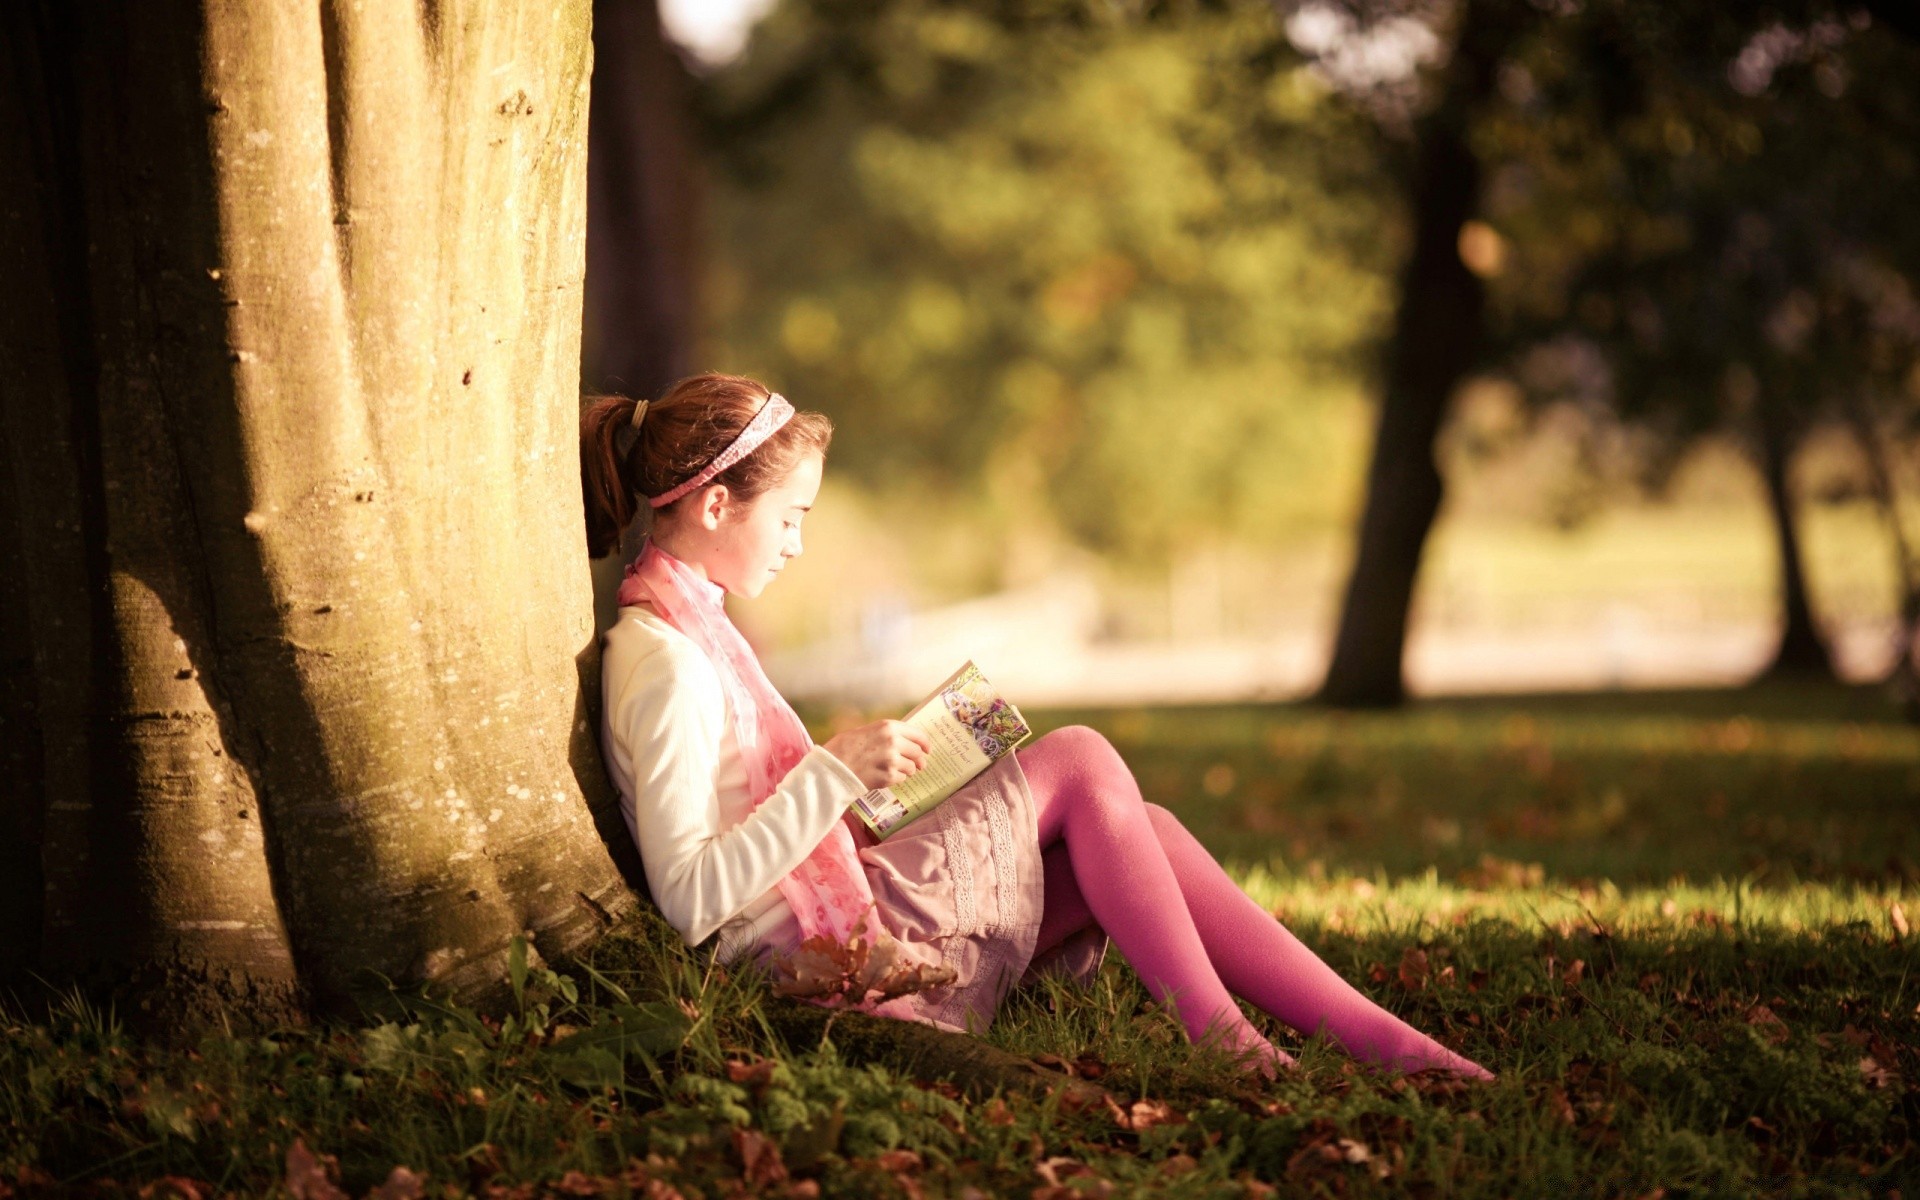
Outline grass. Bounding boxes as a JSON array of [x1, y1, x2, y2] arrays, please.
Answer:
[[4, 681, 1918, 1198]]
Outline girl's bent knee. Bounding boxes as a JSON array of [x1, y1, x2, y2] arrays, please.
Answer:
[[1039, 724, 1122, 769]]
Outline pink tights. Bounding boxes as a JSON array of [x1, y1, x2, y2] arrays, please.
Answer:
[[1015, 725, 1494, 1081]]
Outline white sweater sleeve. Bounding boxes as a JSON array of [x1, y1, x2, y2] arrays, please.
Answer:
[[606, 634, 869, 946]]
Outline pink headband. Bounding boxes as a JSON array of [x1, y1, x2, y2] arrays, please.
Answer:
[[647, 392, 795, 508]]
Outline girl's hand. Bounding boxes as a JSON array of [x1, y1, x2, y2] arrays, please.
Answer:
[[823, 720, 931, 791]]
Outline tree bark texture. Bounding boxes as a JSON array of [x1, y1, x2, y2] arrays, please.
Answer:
[[581, 0, 699, 399], [0, 0, 640, 1025], [1754, 388, 1834, 679], [1316, 0, 1523, 708]]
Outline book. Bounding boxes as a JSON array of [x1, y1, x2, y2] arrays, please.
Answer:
[[848, 661, 1033, 840]]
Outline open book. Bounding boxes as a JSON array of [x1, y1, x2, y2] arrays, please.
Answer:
[[848, 661, 1033, 840]]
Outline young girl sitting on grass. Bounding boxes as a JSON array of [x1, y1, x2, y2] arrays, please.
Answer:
[[580, 372, 1493, 1082]]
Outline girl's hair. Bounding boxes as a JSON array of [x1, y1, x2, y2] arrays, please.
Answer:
[[580, 372, 833, 558]]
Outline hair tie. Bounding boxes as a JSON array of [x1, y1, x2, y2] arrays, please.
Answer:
[[630, 398, 650, 430]]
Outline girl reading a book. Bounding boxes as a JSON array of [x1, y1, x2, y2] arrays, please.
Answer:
[[581, 372, 1492, 1081]]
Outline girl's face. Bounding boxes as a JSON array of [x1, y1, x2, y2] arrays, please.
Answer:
[[661, 451, 822, 600]]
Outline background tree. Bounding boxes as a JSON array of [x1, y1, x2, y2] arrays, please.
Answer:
[[1479, 4, 1920, 683], [1317, 0, 1920, 703], [692, 0, 1394, 589], [583, 0, 701, 400], [1315, 0, 1530, 707], [1, 1, 639, 1026], [582, 0, 705, 631]]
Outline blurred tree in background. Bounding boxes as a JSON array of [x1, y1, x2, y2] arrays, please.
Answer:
[[604, 0, 1920, 706], [1473, 3, 1920, 691], [692, 0, 1395, 588], [1302, 0, 1920, 703]]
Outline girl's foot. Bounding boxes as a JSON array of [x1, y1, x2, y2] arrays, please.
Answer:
[[1211, 1021, 1296, 1080], [1392, 1038, 1495, 1081]]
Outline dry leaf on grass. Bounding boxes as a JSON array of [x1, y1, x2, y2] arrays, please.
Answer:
[[1860, 1056, 1898, 1089], [366, 1166, 427, 1200], [732, 1127, 789, 1187], [770, 919, 957, 1006], [284, 1138, 349, 1200], [1397, 947, 1429, 990], [1744, 1004, 1790, 1046], [1105, 1096, 1184, 1131]]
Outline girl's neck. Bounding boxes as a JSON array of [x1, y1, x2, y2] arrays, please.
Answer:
[[648, 528, 715, 587]]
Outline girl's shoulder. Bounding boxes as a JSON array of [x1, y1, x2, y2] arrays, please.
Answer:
[[604, 605, 725, 700]]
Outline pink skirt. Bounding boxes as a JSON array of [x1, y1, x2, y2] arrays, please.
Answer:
[[750, 749, 1109, 1035]]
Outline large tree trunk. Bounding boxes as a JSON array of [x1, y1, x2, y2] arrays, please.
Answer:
[[1315, 0, 1520, 708], [581, 0, 701, 635], [0, 0, 639, 1027], [582, 0, 699, 399], [1754, 387, 1834, 680]]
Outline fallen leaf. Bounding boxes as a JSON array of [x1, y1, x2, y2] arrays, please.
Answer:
[[732, 1128, 788, 1187], [1546, 1088, 1576, 1126], [366, 1166, 427, 1200], [1071, 1054, 1108, 1080], [1860, 1056, 1897, 1089], [553, 1170, 603, 1196], [284, 1138, 348, 1200], [982, 1097, 1015, 1127], [1158, 1155, 1199, 1177], [875, 1150, 922, 1174], [1743, 1004, 1789, 1046], [725, 1059, 777, 1093], [1561, 958, 1586, 986], [1034, 1157, 1095, 1187], [1397, 947, 1429, 990], [770, 945, 848, 999], [1107, 1098, 1185, 1131], [136, 1178, 206, 1200]]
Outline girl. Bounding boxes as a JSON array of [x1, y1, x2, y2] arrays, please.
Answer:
[[581, 372, 1493, 1081]]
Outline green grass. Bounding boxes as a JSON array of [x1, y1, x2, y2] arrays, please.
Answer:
[[4, 682, 1918, 1197]]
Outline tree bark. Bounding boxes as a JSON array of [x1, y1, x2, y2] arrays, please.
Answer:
[[1316, 0, 1521, 708], [1754, 387, 1834, 680], [1, 0, 640, 1027], [1841, 394, 1920, 702], [581, 0, 700, 399]]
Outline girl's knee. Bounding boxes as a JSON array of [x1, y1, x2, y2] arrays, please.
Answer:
[[1038, 724, 1123, 770]]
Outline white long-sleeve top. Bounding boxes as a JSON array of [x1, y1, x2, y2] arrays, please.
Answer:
[[599, 593, 870, 959]]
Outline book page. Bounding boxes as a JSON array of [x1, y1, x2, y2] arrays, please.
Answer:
[[850, 661, 1031, 839]]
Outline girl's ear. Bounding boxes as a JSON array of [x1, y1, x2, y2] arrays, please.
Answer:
[[695, 484, 731, 531]]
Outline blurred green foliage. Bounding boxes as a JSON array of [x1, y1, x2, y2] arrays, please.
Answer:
[[697, 0, 1396, 566], [1474, 4, 1920, 478]]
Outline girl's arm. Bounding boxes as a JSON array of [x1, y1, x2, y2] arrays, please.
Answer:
[[604, 636, 867, 946]]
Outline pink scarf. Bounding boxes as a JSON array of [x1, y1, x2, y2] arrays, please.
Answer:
[[616, 536, 883, 948]]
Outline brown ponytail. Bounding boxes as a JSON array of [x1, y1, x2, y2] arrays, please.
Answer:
[[579, 372, 834, 559]]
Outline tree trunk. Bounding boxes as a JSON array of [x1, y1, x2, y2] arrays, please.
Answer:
[[1315, 0, 1520, 708], [0, 0, 640, 1028], [583, 0, 701, 636], [1840, 392, 1919, 703], [1754, 387, 1834, 680], [581, 0, 699, 399]]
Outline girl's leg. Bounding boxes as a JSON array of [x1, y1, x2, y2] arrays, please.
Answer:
[[1141, 803, 1493, 1079], [1017, 728, 1290, 1075], [1020, 726, 1492, 1080]]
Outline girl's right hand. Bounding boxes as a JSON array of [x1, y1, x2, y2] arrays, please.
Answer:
[[823, 720, 931, 791]]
